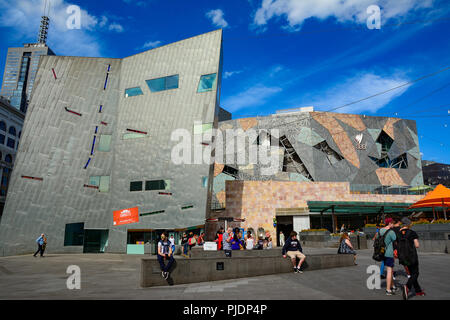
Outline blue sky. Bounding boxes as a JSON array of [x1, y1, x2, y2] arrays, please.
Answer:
[[0, 0, 449, 164]]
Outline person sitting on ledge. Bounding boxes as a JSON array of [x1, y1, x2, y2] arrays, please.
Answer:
[[157, 233, 174, 280], [337, 232, 357, 265], [282, 231, 306, 273]]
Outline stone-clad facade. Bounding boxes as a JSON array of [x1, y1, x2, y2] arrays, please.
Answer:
[[211, 111, 424, 209]]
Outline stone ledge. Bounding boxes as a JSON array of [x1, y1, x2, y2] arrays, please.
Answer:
[[140, 252, 355, 287]]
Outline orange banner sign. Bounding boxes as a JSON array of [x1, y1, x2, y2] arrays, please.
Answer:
[[113, 207, 139, 226]]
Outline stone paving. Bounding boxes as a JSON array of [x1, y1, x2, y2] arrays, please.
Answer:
[[0, 248, 449, 300]]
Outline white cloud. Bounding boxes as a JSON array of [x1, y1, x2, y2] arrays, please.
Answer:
[[223, 70, 243, 79], [0, 0, 125, 57], [108, 23, 124, 33], [253, 0, 434, 30], [142, 40, 162, 49], [308, 72, 412, 114], [206, 9, 229, 28], [222, 85, 282, 112]]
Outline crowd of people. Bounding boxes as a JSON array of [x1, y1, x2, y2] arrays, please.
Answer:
[[215, 227, 274, 256]]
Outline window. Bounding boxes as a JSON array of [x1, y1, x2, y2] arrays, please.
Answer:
[[194, 123, 213, 134], [0, 134, 4, 145], [146, 75, 179, 92], [123, 133, 147, 140], [124, 87, 143, 97], [64, 223, 85, 246], [145, 180, 169, 191], [98, 135, 112, 152], [7, 138, 15, 149], [5, 155, 12, 163], [0, 122, 5, 132], [89, 176, 110, 192], [197, 73, 217, 93], [130, 181, 143, 192]]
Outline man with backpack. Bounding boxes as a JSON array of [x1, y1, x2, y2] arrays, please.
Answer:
[[398, 217, 425, 300], [373, 217, 397, 295]]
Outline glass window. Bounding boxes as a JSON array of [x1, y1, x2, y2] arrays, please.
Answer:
[[7, 138, 15, 149], [0, 122, 6, 132], [98, 135, 111, 152], [194, 123, 213, 134], [146, 75, 179, 92], [123, 133, 146, 140], [5, 154, 12, 163], [145, 180, 168, 191], [197, 73, 217, 93], [124, 87, 143, 97], [99, 176, 110, 192], [146, 77, 165, 92], [165, 75, 179, 90], [89, 176, 100, 186], [64, 223, 85, 246], [130, 181, 143, 192], [0, 134, 4, 145]]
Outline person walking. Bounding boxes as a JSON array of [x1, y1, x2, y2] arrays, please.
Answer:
[[157, 233, 175, 280], [33, 234, 46, 257], [282, 231, 307, 273], [377, 218, 398, 295], [399, 218, 425, 300], [337, 232, 357, 265], [373, 224, 386, 279]]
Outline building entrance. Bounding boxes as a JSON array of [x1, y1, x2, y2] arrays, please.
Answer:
[[83, 229, 109, 253], [276, 216, 293, 247]]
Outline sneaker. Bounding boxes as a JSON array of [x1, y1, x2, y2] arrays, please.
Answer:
[[161, 271, 165, 278], [402, 285, 409, 300], [392, 286, 399, 292], [386, 290, 395, 296], [415, 291, 426, 297], [297, 270, 303, 274], [293, 267, 298, 273], [164, 272, 169, 280]]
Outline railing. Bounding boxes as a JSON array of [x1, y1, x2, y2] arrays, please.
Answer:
[[350, 184, 431, 195]]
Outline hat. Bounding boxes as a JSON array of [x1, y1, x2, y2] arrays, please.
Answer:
[[401, 217, 412, 226], [384, 217, 393, 224]]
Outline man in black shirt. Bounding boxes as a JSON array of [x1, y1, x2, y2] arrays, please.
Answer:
[[399, 218, 425, 300], [282, 231, 306, 273]]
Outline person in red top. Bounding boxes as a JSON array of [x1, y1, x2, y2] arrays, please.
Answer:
[[215, 228, 224, 250]]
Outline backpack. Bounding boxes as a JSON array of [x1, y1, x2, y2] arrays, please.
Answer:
[[372, 229, 391, 261], [397, 230, 417, 266]]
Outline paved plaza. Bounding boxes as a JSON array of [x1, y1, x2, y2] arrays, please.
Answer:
[[0, 248, 449, 300]]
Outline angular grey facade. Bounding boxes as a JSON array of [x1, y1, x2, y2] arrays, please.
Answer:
[[211, 111, 424, 209], [0, 30, 223, 256]]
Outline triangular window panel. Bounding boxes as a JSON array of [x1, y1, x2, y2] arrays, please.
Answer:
[[279, 135, 314, 181]]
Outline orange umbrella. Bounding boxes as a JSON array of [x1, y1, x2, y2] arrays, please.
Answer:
[[409, 184, 450, 219]]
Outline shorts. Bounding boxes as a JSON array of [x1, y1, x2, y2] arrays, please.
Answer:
[[287, 251, 306, 260], [384, 257, 395, 268]]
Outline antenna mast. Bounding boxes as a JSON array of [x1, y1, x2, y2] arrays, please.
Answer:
[[37, 0, 50, 44]]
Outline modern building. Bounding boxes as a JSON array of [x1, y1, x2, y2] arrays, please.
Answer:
[[206, 108, 425, 241], [0, 15, 55, 113], [422, 161, 450, 187], [0, 97, 24, 221], [0, 29, 223, 256]]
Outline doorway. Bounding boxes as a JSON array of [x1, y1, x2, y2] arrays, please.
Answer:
[[83, 229, 109, 253], [276, 216, 293, 246]]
